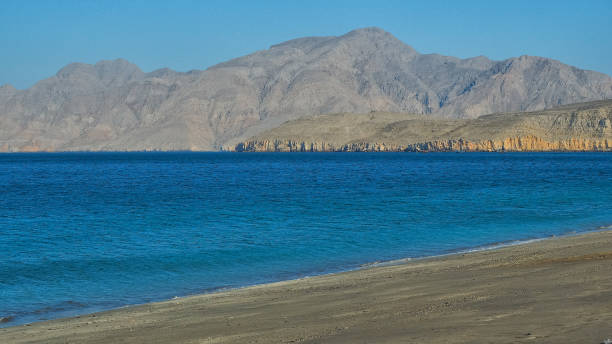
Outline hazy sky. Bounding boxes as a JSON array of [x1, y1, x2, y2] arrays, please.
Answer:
[[1, 0, 611, 89]]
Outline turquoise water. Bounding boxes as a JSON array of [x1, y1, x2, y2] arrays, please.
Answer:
[[1, 152, 611, 327]]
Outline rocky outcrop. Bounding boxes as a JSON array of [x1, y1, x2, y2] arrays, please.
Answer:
[[235, 136, 611, 152], [234, 100, 612, 152]]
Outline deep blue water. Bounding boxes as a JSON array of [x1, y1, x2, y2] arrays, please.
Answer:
[[1, 152, 611, 327]]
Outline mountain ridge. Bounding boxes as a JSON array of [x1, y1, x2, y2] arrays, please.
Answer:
[[1, 27, 612, 152]]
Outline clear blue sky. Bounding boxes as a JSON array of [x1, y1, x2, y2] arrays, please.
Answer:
[[1, 0, 611, 89]]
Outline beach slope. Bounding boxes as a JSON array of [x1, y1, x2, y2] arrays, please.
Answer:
[[2, 230, 612, 343]]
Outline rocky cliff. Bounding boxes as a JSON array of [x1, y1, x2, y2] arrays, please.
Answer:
[[236, 136, 610, 152], [2, 27, 612, 152], [235, 100, 612, 152]]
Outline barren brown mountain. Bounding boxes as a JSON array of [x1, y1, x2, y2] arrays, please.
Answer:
[[1, 27, 612, 152]]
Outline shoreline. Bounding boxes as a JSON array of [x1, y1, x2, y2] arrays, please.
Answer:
[[2, 150, 612, 154], [2, 229, 612, 343], [4, 225, 611, 329], [368, 224, 612, 267]]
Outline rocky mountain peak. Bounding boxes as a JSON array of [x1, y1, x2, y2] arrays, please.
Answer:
[[54, 59, 144, 87], [93, 58, 144, 86], [56, 62, 97, 79], [340, 27, 417, 53], [342, 26, 396, 40], [94, 58, 142, 74]]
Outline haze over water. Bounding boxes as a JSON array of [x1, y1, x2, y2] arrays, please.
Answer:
[[1, 152, 611, 326]]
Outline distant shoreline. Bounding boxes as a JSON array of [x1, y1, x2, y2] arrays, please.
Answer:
[[1, 150, 611, 154], [232, 101, 612, 153]]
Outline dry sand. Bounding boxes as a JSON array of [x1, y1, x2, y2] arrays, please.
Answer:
[[2, 230, 612, 343]]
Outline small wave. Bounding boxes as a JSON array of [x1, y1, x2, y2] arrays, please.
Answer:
[[357, 225, 612, 269], [0, 300, 94, 328], [31, 300, 87, 315], [0, 316, 14, 324]]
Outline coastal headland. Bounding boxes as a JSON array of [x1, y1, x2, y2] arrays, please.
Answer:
[[2, 230, 612, 343], [235, 100, 612, 152]]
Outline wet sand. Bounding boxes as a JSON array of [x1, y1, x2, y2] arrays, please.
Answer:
[[2, 230, 612, 343]]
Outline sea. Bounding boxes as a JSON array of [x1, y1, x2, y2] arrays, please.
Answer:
[[1, 152, 611, 327]]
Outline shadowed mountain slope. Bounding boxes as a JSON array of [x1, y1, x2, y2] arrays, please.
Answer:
[[1, 28, 612, 152]]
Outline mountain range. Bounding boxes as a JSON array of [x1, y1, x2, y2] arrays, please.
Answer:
[[1, 27, 612, 152]]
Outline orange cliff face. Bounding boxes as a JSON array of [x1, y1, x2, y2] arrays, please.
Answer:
[[234, 136, 612, 152], [0, 140, 55, 153]]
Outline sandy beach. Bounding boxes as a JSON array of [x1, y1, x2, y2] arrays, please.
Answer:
[[2, 230, 612, 343]]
